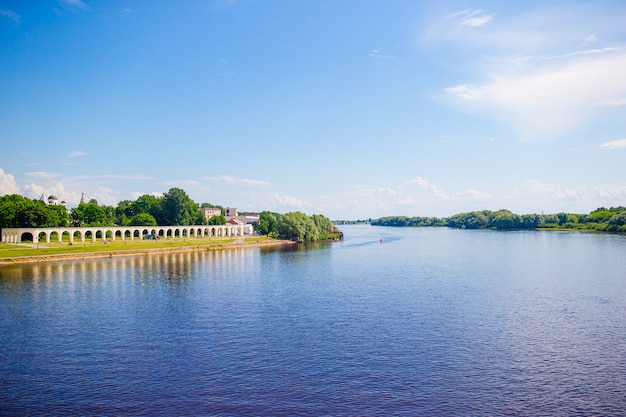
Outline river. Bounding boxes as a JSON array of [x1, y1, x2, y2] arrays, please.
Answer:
[[1, 225, 625, 416]]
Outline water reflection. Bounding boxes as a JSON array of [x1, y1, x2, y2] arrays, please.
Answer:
[[0, 247, 267, 291]]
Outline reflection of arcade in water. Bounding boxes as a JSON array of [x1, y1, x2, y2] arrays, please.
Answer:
[[0, 247, 262, 288]]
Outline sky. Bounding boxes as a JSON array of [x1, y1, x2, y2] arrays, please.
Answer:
[[1, 0, 625, 220]]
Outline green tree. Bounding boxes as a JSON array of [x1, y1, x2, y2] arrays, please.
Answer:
[[447, 211, 491, 229], [0, 194, 29, 228], [129, 212, 158, 226], [607, 212, 626, 232], [207, 214, 226, 225], [276, 211, 320, 241], [490, 209, 520, 230], [136, 194, 164, 223], [254, 211, 278, 235], [0, 194, 69, 228], [71, 200, 108, 226], [45, 203, 69, 227], [311, 214, 334, 238], [161, 188, 198, 225]]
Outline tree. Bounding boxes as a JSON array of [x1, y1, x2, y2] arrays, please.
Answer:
[[255, 211, 278, 235], [311, 214, 334, 238], [208, 214, 226, 225], [129, 213, 157, 226], [0, 194, 30, 228], [0, 194, 69, 228], [136, 194, 164, 223], [161, 188, 198, 226], [71, 200, 107, 226], [45, 203, 70, 227], [607, 212, 626, 232], [276, 212, 320, 241]]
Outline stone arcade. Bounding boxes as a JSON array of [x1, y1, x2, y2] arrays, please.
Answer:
[[1, 224, 245, 244]]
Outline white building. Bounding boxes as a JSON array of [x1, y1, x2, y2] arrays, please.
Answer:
[[40, 193, 67, 207], [201, 207, 222, 221]]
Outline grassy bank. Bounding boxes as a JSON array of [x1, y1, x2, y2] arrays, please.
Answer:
[[0, 235, 283, 264]]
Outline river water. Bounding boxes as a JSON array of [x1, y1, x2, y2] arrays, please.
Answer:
[[1, 225, 625, 416]]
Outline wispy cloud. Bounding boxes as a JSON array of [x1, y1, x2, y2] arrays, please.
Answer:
[[599, 138, 626, 150], [594, 97, 626, 107], [596, 183, 626, 199], [59, 0, 89, 9], [513, 179, 586, 202], [274, 193, 311, 208], [425, 4, 626, 140], [205, 175, 270, 187], [451, 9, 494, 28], [26, 171, 64, 181], [0, 8, 20, 24], [368, 49, 392, 63], [545, 46, 624, 60], [455, 190, 494, 200], [68, 150, 87, 158], [343, 177, 500, 217], [442, 50, 626, 138], [75, 174, 154, 181]]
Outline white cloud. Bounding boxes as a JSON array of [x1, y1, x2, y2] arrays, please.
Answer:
[[368, 49, 392, 63], [596, 184, 626, 199], [68, 150, 87, 158], [455, 189, 494, 200], [455, 9, 494, 28], [401, 176, 450, 200], [21, 183, 45, 199], [423, 4, 626, 140], [25, 171, 63, 181], [594, 97, 626, 107], [17, 171, 157, 206], [75, 174, 154, 182], [0, 168, 20, 195], [59, 0, 89, 9], [21, 182, 82, 205], [205, 175, 270, 187], [513, 179, 586, 202], [599, 138, 626, 149], [584, 34, 598, 43], [0, 8, 20, 23], [274, 193, 311, 208], [442, 50, 626, 138], [545, 46, 624, 60], [555, 187, 586, 201]]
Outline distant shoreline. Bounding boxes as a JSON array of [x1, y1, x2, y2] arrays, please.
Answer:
[[0, 239, 297, 266]]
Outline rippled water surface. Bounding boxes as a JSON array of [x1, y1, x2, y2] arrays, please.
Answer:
[[1, 225, 625, 416]]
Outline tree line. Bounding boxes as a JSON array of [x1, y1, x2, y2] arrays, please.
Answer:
[[371, 207, 626, 233], [254, 211, 338, 242], [0, 188, 339, 242]]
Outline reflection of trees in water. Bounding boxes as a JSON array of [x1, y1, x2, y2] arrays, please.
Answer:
[[260, 241, 331, 256]]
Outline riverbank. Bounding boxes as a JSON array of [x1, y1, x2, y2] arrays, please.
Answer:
[[0, 238, 297, 266]]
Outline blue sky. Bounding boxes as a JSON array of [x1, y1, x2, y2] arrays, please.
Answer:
[[1, 0, 625, 220]]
